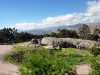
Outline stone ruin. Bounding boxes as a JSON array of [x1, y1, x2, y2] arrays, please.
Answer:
[[41, 37, 99, 49]]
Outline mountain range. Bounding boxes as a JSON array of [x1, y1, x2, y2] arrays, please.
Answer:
[[27, 22, 100, 34]]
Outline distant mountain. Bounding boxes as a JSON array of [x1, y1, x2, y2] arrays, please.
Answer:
[[27, 25, 67, 34], [27, 22, 100, 34], [88, 22, 100, 32], [67, 23, 83, 28]]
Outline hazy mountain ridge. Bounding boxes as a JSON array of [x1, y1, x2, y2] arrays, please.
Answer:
[[88, 23, 100, 32], [27, 25, 67, 34], [27, 22, 100, 34]]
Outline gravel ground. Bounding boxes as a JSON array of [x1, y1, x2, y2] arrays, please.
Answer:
[[0, 45, 19, 75]]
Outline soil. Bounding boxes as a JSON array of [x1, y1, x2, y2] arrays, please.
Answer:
[[76, 64, 91, 75], [0, 45, 19, 75]]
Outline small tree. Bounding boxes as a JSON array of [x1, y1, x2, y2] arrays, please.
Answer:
[[78, 24, 91, 39]]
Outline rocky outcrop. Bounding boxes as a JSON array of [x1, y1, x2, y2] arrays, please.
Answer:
[[41, 37, 63, 46], [61, 38, 95, 49], [41, 37, 98, 49], [27, 38, 41, 47], [41, 37, 63, 49]]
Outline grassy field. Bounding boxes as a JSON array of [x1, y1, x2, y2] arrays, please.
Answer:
[[4, 42, 100, 75]]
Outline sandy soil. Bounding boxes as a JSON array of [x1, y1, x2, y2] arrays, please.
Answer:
[[0, 45, 19, 75], [76, 64, 91, 75], [43, 46, 53, 49]]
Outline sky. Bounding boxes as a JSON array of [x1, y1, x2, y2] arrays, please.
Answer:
[[0, 0, 100, 30]]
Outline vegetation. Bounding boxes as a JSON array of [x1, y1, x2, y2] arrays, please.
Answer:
[[0, 28, 43, 44], [90, 59, 100, 75], [4, 42, 100, 75], [88, 46, 100, 56], [44, 29, 79, 38], [78, 24, 91, 39]]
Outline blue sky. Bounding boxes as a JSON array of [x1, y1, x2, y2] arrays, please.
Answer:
[[0, 0, 100, 30]]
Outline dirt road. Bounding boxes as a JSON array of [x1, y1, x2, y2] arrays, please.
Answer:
[[0, 45, 19, 75]]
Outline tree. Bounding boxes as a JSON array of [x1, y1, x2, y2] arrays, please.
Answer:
[[51, 32, 57, 37], [57, 29, 60, 37], [78, 24, 91, 39], [43, 34, 50, 37], [92, 28, 100, 41], [68, 30, 79, 38], [0, 28, 17, 44], [93, 28, 100, 35]]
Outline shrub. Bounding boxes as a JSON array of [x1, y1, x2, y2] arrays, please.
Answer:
[[88, 46, 100, 56], [9, 51, 25, 63]]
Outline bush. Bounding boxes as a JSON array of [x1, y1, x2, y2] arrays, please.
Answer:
[[9, 51, 25, 63], [88, 47, 100, 56]]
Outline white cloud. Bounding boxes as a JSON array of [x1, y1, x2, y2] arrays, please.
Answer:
[[83, 0, 100, 23], [84, 0, 100, 16], [41, 14, 76, 26], [12, 0, 100, 30], [11, 22, 39, 30], [82, 17, 89, 22]]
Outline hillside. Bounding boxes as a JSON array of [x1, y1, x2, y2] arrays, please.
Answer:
[[88, 23, 100, 33]]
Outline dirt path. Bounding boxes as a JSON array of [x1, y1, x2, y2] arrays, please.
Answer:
[[0, 45, 19, 75]]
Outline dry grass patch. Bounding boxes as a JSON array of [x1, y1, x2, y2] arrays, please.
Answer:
[[14, 41, 31, 47], [76, 49, 92, 56]]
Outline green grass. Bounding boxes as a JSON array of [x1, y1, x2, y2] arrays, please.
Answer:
[[13, 46, 34, 51], [13, 41, 30, 46], [62, 48, 77, 54], [4, 43, 100, 75], [19, 49, 90, 75]]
